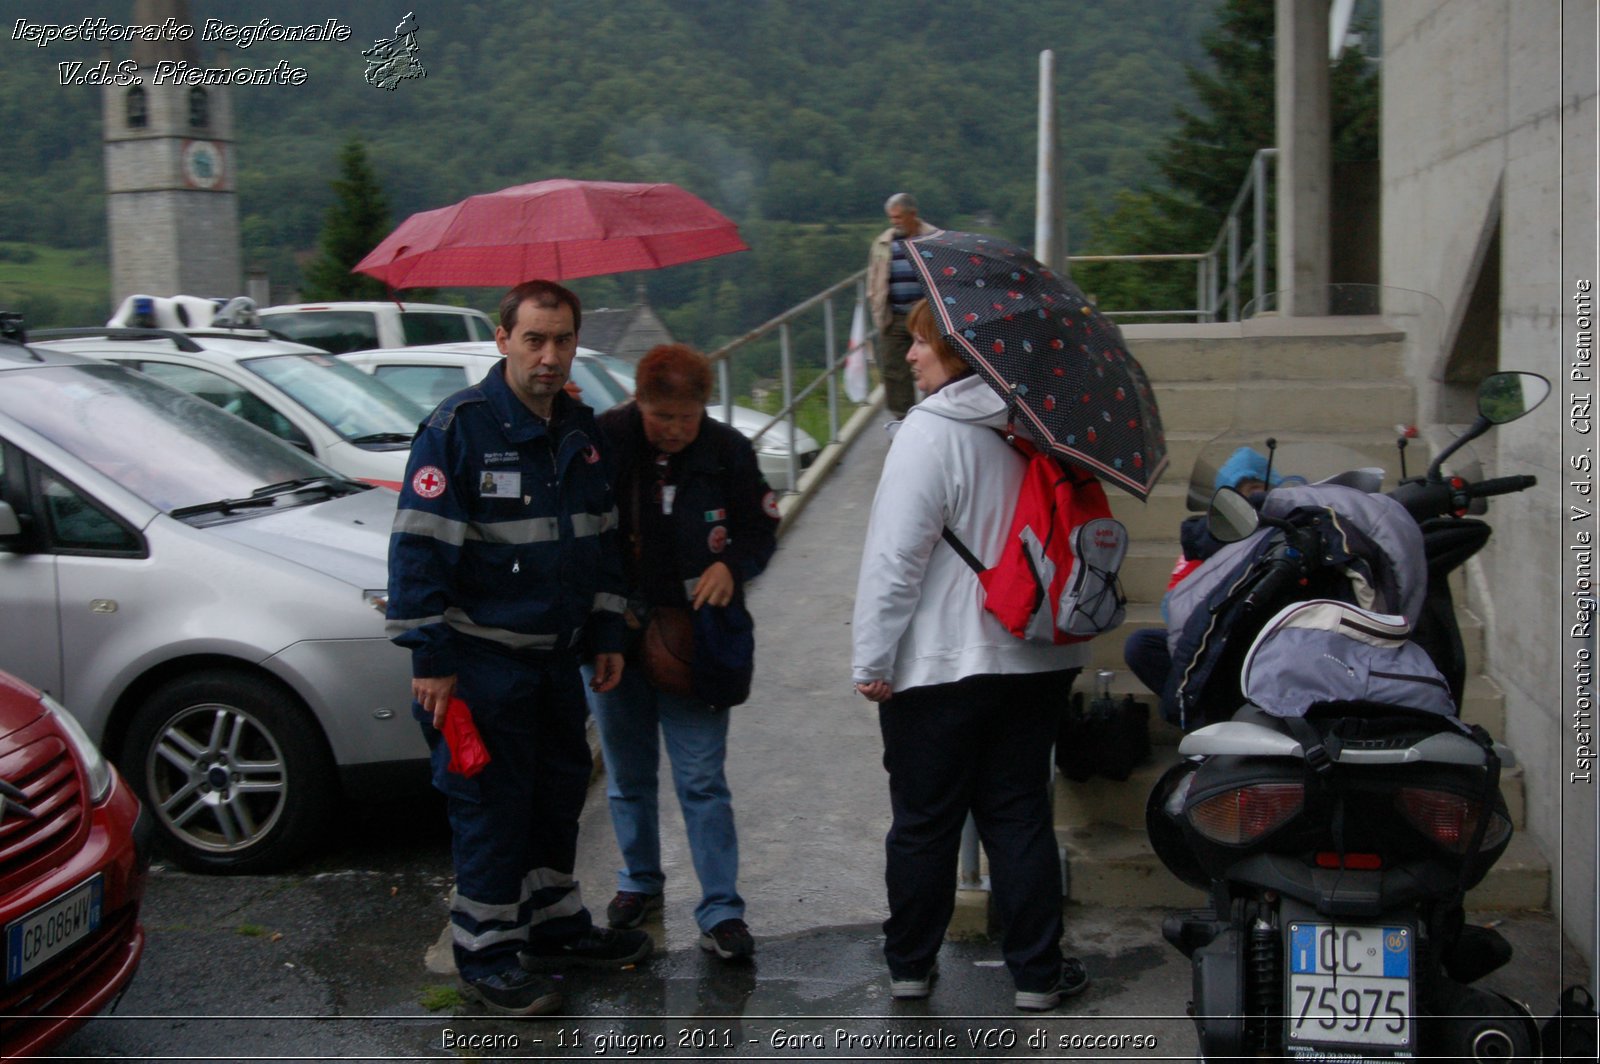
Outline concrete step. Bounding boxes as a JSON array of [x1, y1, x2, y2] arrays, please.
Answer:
[[1127, 321, 1406, 384], [1058, 822, 1548, 910], [1460, 672, 1506, 737], [1152, 380, 1416, 435], [1123, 542, 1198, 603]]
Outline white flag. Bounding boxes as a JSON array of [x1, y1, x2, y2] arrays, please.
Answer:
[[844, 298, 870, 403]]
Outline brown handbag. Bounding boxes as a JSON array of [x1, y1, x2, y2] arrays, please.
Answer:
[[641, 606, 695, 695]]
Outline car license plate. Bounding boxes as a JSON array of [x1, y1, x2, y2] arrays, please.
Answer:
[[1285, 922, 1413, 1055], [5, 875, 103, 983]]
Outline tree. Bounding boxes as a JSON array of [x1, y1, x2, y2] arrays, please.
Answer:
[[1076, 0, 1378, 317], [301, 140, 393, 301]]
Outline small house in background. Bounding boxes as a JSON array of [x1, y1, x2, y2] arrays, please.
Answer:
[[580, 287, 674, 364]]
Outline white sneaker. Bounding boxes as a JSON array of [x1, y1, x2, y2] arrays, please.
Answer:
[[1015, 957, 1090, 1011], [889, 961, 938, 999]]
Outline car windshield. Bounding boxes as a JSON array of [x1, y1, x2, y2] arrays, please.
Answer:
[[400, 312, 492, 345], [0, 363, 336, 513], [570, 357, 630, 412], [240, 353, 426, 440], [260, 310, 377, 353]]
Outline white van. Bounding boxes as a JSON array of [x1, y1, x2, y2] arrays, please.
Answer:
[[259, 300, 497, 354]]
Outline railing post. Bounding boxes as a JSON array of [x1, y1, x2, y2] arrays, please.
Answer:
[[1207, 250, 1221, 324], [823, 296, 839, 442], [1253, 151, 1269, 312], [780, 323, 797, 492], [718, 360, 732, 424], [1196, 257, 1209, 323], [959, 814, 983, 889], [1226, 214, 1241, 321]]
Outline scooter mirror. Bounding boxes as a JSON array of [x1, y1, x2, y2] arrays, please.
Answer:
[[1478, 372, 1551, 424], [1207, 486, 1259, 543]]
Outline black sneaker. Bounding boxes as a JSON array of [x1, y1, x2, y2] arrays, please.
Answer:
[[698, 918, 755, 960], [459, 967, 563, 1016], [520, 925, 653, 970], [1014, 957, 1090, 1011], [606, 890, 663, 930]]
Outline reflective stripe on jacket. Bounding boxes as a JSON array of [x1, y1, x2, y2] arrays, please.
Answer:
[[386, 362, 625, 677]]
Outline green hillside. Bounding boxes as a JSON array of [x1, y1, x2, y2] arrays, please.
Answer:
[[0, 0, 1218, 334]]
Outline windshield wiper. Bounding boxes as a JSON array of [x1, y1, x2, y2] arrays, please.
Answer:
[[347, 432, 414, 445], [169, 477, 354, 519], [249, 476, 353, 498]]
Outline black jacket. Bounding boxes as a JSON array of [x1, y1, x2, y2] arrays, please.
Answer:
[[596, 401, 779, 611]]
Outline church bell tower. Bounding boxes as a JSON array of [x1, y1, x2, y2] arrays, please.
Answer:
[[103, 0, 242, 304]]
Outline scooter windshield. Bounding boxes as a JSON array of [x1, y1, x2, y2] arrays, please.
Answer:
[[1183, 284, 1457, 513]]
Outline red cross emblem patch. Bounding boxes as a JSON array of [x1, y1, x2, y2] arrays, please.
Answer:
[[412, 465, 447, 499]]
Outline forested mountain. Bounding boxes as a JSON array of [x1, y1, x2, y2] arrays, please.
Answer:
[[0, 0, 1218, 339]]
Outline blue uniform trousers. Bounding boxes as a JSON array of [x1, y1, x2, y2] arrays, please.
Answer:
[[418, 638, 595, 981]]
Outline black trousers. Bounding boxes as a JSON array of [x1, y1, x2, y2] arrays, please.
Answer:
[[877, 668, 1078, 992]]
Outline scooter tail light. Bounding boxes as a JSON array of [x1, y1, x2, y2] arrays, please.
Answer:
[[1187, 782, 1305, 845], [1395, 787, 1513, 854]]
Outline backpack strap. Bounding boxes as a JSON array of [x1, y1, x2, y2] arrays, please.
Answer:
[[940, 526, 985, 575]]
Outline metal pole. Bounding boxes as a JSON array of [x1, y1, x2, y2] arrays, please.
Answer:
[[1208, 249, 1220, 325], [1253, 151, 1269, 312], [780, 323, 797, 491], [718, 360, 732, 424], [1035, 49, 1062, 274], [823, 296, 839, 442], [959, 814, 983, 888], [1196, 258, 1209, 323], [1227, 215, 1241, 321]]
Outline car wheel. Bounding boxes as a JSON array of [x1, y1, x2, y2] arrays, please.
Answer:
[[123, 669, 334, 873]]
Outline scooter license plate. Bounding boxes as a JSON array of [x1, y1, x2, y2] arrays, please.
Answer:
[[1284, 922, 1414, 1056]]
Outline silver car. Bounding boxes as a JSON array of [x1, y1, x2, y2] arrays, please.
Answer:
[[0, 339, 422, 873], [340, 343, 822, 490]]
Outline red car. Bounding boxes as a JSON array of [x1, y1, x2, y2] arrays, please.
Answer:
[[0, 669, 148, 1057]]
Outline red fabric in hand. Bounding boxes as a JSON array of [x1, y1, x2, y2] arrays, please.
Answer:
[[443, 697, 491, 778]]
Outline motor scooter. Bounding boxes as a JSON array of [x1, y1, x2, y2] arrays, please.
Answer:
[[1147, 370, 1550, 1062]]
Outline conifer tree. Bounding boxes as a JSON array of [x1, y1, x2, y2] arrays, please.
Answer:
[[301, 140, 392, 301], [1077, 0, 1377, 317]]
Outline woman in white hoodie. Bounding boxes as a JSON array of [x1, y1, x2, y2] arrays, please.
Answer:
[[852, 299, 1090, 1011]]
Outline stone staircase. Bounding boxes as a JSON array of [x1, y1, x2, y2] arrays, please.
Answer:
[[1047, 317, 1551, 912]]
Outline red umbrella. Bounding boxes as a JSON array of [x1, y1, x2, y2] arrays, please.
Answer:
[[353, 178, 748, 288]]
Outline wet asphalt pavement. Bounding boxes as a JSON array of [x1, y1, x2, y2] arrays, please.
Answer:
[[48, 792, 1582, 1063], [52, 411, 1589, 1061]]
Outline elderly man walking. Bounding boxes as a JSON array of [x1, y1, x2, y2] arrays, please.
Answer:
[[866, 193, 939, 418]]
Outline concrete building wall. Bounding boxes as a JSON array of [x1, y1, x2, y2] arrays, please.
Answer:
[[1382, 0, 1598, 977]]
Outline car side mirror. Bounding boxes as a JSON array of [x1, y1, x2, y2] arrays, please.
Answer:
[[0, 500, 21, 538], [1207, 487, 1259, 543], [1477, 372, 1551, 424]]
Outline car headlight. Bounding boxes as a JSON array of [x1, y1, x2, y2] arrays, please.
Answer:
[[39, 692, 113, 804]]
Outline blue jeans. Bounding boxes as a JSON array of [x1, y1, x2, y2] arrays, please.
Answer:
[[584, 664, 744, 932]]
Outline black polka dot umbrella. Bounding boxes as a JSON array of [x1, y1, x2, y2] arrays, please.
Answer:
[[906, 230, 1168, 501]]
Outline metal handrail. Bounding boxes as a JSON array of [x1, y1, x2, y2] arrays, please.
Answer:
[[702, 268, 870, 492], [1068, 147, 1277, 323]]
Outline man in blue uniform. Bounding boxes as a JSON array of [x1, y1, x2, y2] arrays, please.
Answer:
[[387, 279, 651, 1015]]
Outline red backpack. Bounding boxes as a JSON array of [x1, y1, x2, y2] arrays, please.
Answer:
[[942, 436, 1129, 645]]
